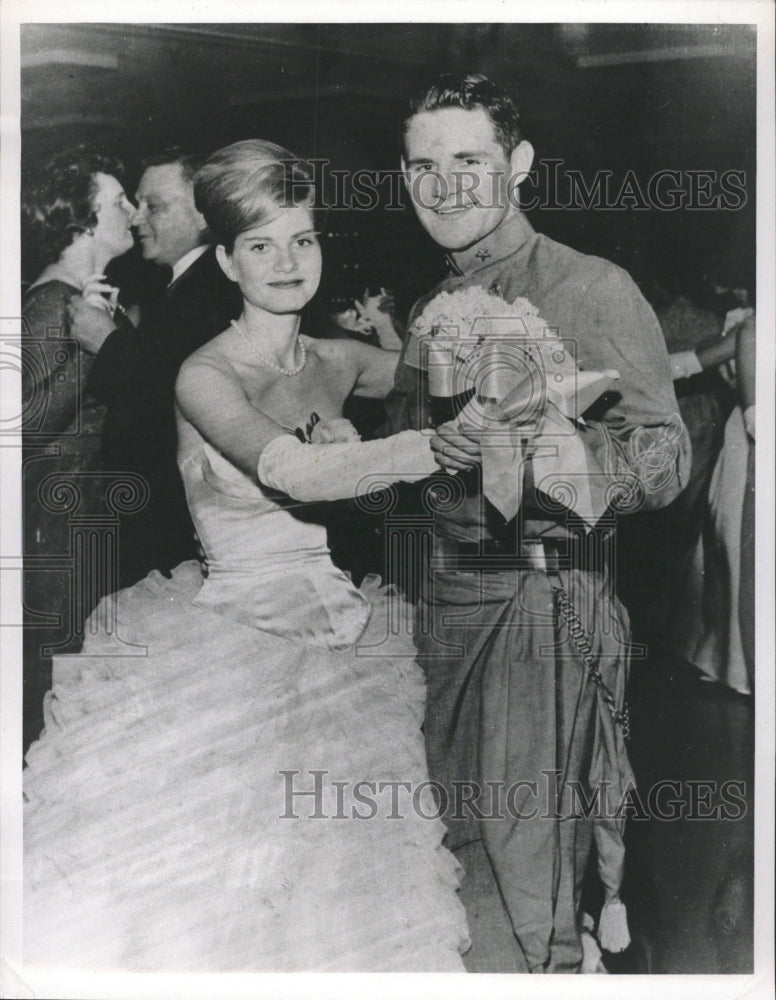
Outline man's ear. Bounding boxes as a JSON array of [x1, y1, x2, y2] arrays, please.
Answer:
[[400, 155, 411, 192], [194, 208, 210, 242], [215, 244, 238, 283], [509, 140, 535, 187]]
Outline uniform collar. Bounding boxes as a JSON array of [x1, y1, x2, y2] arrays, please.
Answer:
[[446, 212, 535, 277]]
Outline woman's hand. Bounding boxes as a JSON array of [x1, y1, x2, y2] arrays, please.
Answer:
[[332, 289, 404, 352], [354, 288, 404, 351], [80, 273, 120, 313], [309, 417, 361, 444], [331, 305, 374, 336], [67, 295, 117, 354]]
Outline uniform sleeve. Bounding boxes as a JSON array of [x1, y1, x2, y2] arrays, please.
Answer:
[[372, 298, 428, 438], [569, 265, 691, 513]]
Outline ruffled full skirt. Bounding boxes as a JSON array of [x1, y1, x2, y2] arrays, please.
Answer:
[[24, 562, 468, 971]]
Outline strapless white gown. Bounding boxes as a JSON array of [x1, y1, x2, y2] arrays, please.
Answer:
[[23, 436, 469, 971]]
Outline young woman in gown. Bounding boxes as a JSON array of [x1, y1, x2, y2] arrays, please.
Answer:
[[23, 140, 469, 972]]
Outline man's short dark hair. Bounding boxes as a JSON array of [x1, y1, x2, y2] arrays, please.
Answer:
[[139, 147, 208, 185], [403, 74, 523, 154]]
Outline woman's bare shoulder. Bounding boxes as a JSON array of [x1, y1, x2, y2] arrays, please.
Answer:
[[306, 334, 366, 368], [180, 331, 238, 377], [306, 334, 347, 356], [176, 340, 246, 411]]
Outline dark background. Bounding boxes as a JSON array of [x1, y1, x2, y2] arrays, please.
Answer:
[[21, 22, 757, 314]]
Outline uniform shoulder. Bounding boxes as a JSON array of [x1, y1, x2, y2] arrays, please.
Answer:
[[530, 232, 640, 298], [533, 232, 623, 280]]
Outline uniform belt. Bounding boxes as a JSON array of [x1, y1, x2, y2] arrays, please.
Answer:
[[431, 533, 612, 574]]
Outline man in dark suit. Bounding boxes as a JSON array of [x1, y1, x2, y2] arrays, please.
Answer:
[[68, 148, 242, 587]]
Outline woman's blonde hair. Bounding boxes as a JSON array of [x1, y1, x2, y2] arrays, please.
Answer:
[[194, 139, 317, 251]]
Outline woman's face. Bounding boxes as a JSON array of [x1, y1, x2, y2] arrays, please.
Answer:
[[91, 172, 135, 260], [220, 204, 322, 315]]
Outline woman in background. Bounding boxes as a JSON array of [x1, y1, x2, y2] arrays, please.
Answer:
[[21, 146, 135, 748], [23, 140, 468, 972], [667, 304, 755, 694]]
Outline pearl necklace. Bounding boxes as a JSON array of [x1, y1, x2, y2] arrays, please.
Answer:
[[231, 318, 307, 377]]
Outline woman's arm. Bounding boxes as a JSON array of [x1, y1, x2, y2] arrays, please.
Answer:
[[736, 314, 756, 414], [345, 338, 401, 398], [258, 429, 438, 501], [694, 330, 738, 370], [177, 351, 440, 500], [669, 329, 737, 380], [178, 346, 442, 502], [176, 356, 288, 478]]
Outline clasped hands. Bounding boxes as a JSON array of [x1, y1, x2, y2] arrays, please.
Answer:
[[332, 288, 404, 352], [431, 376, 546, 474], [431, 416, 537, 473]]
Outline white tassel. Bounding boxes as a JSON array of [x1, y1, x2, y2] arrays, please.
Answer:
[[597, 899, 631, 953]]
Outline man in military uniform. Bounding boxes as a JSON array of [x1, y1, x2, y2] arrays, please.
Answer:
[[383, 74, 690, 973]]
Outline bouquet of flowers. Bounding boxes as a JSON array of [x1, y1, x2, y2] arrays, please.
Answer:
[[411, 286, 619, 526], [414, 285, 550, 341], [413, 286, 616, 425]]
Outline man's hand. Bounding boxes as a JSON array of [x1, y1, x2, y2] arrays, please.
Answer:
[[431, 396, 544, 473], [67, 296, 117, 354], [430, 421, 483, 472]]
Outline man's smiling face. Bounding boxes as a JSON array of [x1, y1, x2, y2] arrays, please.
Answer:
[[402, 106, 524, 252]]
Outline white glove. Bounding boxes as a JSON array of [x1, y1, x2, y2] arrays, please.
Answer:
[[309, 417, 361, 443], [258, 430, 438, 502]]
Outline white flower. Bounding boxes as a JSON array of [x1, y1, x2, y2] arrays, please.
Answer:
[[414, 287, 576, 382]]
